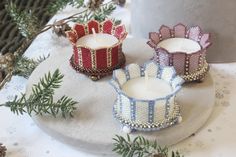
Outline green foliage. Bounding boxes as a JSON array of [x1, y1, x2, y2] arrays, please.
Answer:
[[93, 2, 116, 22], [113, 135, 184, 157], [5, 2, 40, 39], [73, 1, 119, 24], [6, 0, 120, 40], [47, 0, 85, 15], [13, 55, 48, 78], [1, 69, 77, 118]]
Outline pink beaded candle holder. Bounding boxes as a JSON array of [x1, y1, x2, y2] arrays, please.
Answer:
[[147, 24, 212, 82], [66, 20, 127, 80]]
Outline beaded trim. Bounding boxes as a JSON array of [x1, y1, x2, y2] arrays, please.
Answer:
[[107, 48, 112, 67], [91, 50, 97, 70], [78, 47, 83, 68], [148, 101, 155, 123], [113, 100, 181, 131], [181, 60, 209, 82]]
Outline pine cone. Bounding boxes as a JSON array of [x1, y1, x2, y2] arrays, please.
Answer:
[[0, 53, 15, 71], [0, 143, 6, 157], [87, 0, 105, 11], [112, 0, 126, 7], [52, 21, 71, 37], [0, 53, 14, 65]]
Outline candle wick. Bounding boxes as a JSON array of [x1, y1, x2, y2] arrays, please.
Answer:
[[92, 28, 96, 37], [92, 28, 100, 43]]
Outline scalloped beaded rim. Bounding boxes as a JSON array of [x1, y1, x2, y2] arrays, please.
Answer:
[[147, 23, 212, 82], [110, 62, 184, 132], [65, 19, 128, 80]]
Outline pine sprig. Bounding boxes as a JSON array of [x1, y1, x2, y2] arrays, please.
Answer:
[[5, 2, 40, 39], [113, 135, 184, 157], [47, 0, 85, 15], [13, 55, 48, 79], [93, 2, 116, 22], [72, 1, 118, 23], [6, 0, 121, 40], [1, 69, 77, 118]]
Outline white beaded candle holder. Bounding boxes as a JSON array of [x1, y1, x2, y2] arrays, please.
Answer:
[[147, 24, 212, 82], [110, 62, 184, 133]]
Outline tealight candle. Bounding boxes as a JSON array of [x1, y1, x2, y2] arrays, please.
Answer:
[[122, 77, 172, 100], [66, 19, 127, 80], [148, 24, 212, 82], [76, 30, 119, 49], [157, 38, 201, 54], [110, 62, 184, 132]]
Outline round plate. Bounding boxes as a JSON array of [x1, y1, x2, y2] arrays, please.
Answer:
[[27, 38, 215, 156]]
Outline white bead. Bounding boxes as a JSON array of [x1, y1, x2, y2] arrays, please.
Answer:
[[122, 126, 132, 134], [178, 116, 183, 123]]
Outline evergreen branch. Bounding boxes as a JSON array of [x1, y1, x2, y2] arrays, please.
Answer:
[[5, 2, 40, 39], [113, 135, 184, 157], [1, 69, 77, 118], [47, 0, 85, 15], [93, 2, 116, 22], [6, 0, 120, 39], [13, 55, 48, 78], [73, 1, 117, 23]]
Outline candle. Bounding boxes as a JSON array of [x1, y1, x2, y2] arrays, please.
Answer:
[[66, 20, 127, 80], [148, 24, 212, 82], [144, 70, 149, 90], [122, 77, 172, 100], [92, 28, 97, 38], [157, 38, 201, 54], [111, 62, 184, 132], [76, 31, 119, 49]]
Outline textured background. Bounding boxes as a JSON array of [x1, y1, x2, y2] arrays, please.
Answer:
[[0, 0, 53, 55]]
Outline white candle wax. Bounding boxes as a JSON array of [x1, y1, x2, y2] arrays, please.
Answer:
[[157, 38, 201, 54], [122, 77, 172, 100], [76, 33, 119, 49], [144, 70, 149, 90]]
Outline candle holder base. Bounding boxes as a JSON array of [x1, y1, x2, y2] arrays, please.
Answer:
[[70, 52, 126, 81], [113, 99, 181, 132], [180, 60, 209, 83]]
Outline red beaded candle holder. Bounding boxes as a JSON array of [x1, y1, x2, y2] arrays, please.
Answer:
[[147, 24, 212, 82], [66, 20, 127, 80]]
